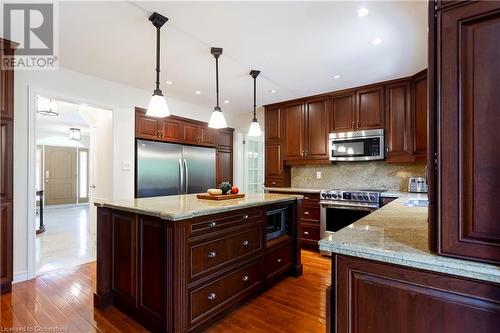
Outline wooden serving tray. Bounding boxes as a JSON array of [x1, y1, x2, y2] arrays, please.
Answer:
[[197, 193, 245, 200]]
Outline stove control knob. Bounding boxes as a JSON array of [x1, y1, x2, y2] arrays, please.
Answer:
[[321, 193, 327, 198], [352, 194, 358, 200], [364, 195, 369, 200], [332, 193, 337, 199], [370, 195, 376, 201], [326, 193, 332, 198]]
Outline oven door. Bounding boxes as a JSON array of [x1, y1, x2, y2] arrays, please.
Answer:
[[319, 202, 378, 255]]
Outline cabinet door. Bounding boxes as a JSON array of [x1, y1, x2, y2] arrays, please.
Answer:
[[412, 71, 428, 159], [304, 97, 329, 159], [283, 102, 304, 160], [0, 120, 12, 200], [216, 149, 232, 185], [160, 119, 181, 142], [356, 86, 384, 130], [136, 112, 160, 140], [265, 143, 282, 179], [0, 49, 14, 119], [182, 122, 201, 145], [0, 201, 12, 288], [385, 80, 413, 162], [437, 1, 500, 263], [265, 106, 282, 141], [330, 93, 355, 132], [217, 129, 233, 151], [200, 126, 217, 147]]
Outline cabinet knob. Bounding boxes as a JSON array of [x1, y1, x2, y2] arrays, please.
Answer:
[[242, 240, 249, 247], [276, 258, 282, 263], [208, 293, 217, 300], [356, 121, 360, 130], [303, 231, 310, 235], [242, 275, 249, 282], [208, 221, 217, 228], [304, 211, 310, 215], [208, 251, 217, 258], [386, 146, 389, 154], [352, 121, 355, 129], [271, 181, 276, 185], [243, 214, 249, 220], [304, 196, 309, 200]]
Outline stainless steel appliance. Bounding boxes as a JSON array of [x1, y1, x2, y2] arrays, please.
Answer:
[[136, 139, 216, 198], [329, 129, 385, 161], [408, 177, 428, 193], [266, 207, 289, 241], [319, 189, 381, 255]]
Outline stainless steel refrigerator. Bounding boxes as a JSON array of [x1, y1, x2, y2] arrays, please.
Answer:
[[135, 139, 216, 198]]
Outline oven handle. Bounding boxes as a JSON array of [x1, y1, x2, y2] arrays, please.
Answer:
[[320, 201, 379, 211]]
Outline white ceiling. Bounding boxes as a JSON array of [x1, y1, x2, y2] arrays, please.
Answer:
[[58, 1, 427, 116]]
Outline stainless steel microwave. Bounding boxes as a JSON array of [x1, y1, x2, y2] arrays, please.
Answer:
[[329, 129, 385, 161]]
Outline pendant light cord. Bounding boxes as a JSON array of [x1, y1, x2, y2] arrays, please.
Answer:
[[253, 76, 257, 121], [215, 56, 220, 108], [155, 26, 161, 92]]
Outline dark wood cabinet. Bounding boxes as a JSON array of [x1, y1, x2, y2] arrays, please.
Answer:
[[265, 143, 283, 181], [200, 127, 216, 146], [265, 106, 282, 141], [412, 70, 428, 160], [356, 86, 385, 130], [330, 92, 355, 133], [135, 110, 161, 140], [264, 106, 290, 187], [429, 0, 500, 264], [182, 122, 201, 145], [160, 118, 182, 142], [333, 255, 500, 333], [216, 128, 233, 151], [0, 39, 15, 295], [216, 149, 232, 185], [385, 80, 413, 162], [283, 102, 304, 160]]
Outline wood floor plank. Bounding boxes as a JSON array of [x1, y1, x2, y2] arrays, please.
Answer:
[[1, 250, 330, 332]]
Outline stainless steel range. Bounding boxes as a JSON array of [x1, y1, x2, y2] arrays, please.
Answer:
[[319, 189, 381, 256]]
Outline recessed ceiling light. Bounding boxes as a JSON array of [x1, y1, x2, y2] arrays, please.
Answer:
[[358, 7, 369, 17], [270, 89, 276, 94], [333, 75, 341, 79], [195, 90, 202, 95], [371, 37, 382, 45], [224, 100, 230, 104], [166, 81, 173, 85]]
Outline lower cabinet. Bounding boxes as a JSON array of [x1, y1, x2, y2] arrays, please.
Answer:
[[0, 201, 13, 294], [332, 255, 500, 333]]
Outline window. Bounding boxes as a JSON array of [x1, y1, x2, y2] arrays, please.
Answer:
[[243, 135, 264, 193]]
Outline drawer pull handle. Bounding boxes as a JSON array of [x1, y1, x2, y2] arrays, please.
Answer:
[[242, 275, 249, 282], [208, 293, 217, 300], [304, 196, 309, 200], [304, 211, 310, 215], [276, 258, 282, 263], [242, 240, 249, 246], [272, 181, 276, 185], [208, 221, 217, 228], [303, 231, 310, 235], [243, 214, 249, 220], [208, 251, 217, 258]]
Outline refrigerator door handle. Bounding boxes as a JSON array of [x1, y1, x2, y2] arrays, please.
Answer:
[[178, 158, 184, 194], [184, 159, 189, 193]]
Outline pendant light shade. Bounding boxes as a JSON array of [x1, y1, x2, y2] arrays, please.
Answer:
[[248, 70, 262, 137], [208, 47, 227, 129], [146, 12, 170, 118]]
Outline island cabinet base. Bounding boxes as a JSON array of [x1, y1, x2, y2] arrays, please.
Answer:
[[330, 255, 500, 333], [94, 202, 302, 333]]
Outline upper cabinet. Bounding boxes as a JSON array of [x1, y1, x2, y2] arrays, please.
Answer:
[[385, 80, 412, 162], [430, 1, 500, 264], [283, 97, 329, 161], [0, 46, 14, 120], [182, 122, 201, 145], [412, 70, 428, 160], [356, 86, 385, 130], [330, 93, 355, 133], [265, 106, 282, 142]]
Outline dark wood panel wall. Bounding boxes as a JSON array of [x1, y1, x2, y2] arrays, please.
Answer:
[[135, 107, 234, 186], [264, 70, 428, 186], [429, 0, 500, 265], [0, 38, 16, 295]]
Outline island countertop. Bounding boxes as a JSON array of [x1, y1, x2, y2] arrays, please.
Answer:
[[319, 194, 500, 284], [94, 192, 302, 221]]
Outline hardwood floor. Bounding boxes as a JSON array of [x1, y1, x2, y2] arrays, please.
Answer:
[[0, 250, 330, 332]]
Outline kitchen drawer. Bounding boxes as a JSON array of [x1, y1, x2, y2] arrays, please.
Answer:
[[301, 193, 320, 206], [189, 208, 263, 238], [190, 227, 262, 279], [300, 206, 320, 221], [189, 260, 261, 324], [300, 224, 320, 242], [264, 245, 292, 279]]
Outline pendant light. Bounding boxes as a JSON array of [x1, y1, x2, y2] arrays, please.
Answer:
[[69, 128, 81, 141], [208, 47, 227, 129], [36, 96, 59, 117], [146, 12, 170, 118], [248, 70, 262, 137]]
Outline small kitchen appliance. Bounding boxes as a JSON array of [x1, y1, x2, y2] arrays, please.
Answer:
[[329, 129, 385, 161], [408, 177, 428, 193]]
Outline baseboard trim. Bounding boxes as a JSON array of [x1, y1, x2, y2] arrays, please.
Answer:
[[13, 270, 28, 283]]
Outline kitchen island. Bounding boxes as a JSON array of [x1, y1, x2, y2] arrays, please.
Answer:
[[319, 195, 500, 332], [93, 193, 303, 333]]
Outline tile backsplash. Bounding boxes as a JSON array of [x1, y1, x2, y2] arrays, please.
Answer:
[[291, 162, 426, 191]]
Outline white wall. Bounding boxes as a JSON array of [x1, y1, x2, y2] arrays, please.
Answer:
[[13, 67, 227, 281], [36, 129, 90, 148]]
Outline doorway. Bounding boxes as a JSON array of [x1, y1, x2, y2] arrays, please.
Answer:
[[33, 95, 112, 274]]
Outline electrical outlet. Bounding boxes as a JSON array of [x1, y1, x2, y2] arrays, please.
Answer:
[[316, 171, 321, 179], [121, 161, 131, 171]]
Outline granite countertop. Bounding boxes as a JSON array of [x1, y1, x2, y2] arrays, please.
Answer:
[[95, 193, 301, 221], [319, 194, 500, 284], [264, 186, 416, 198]]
